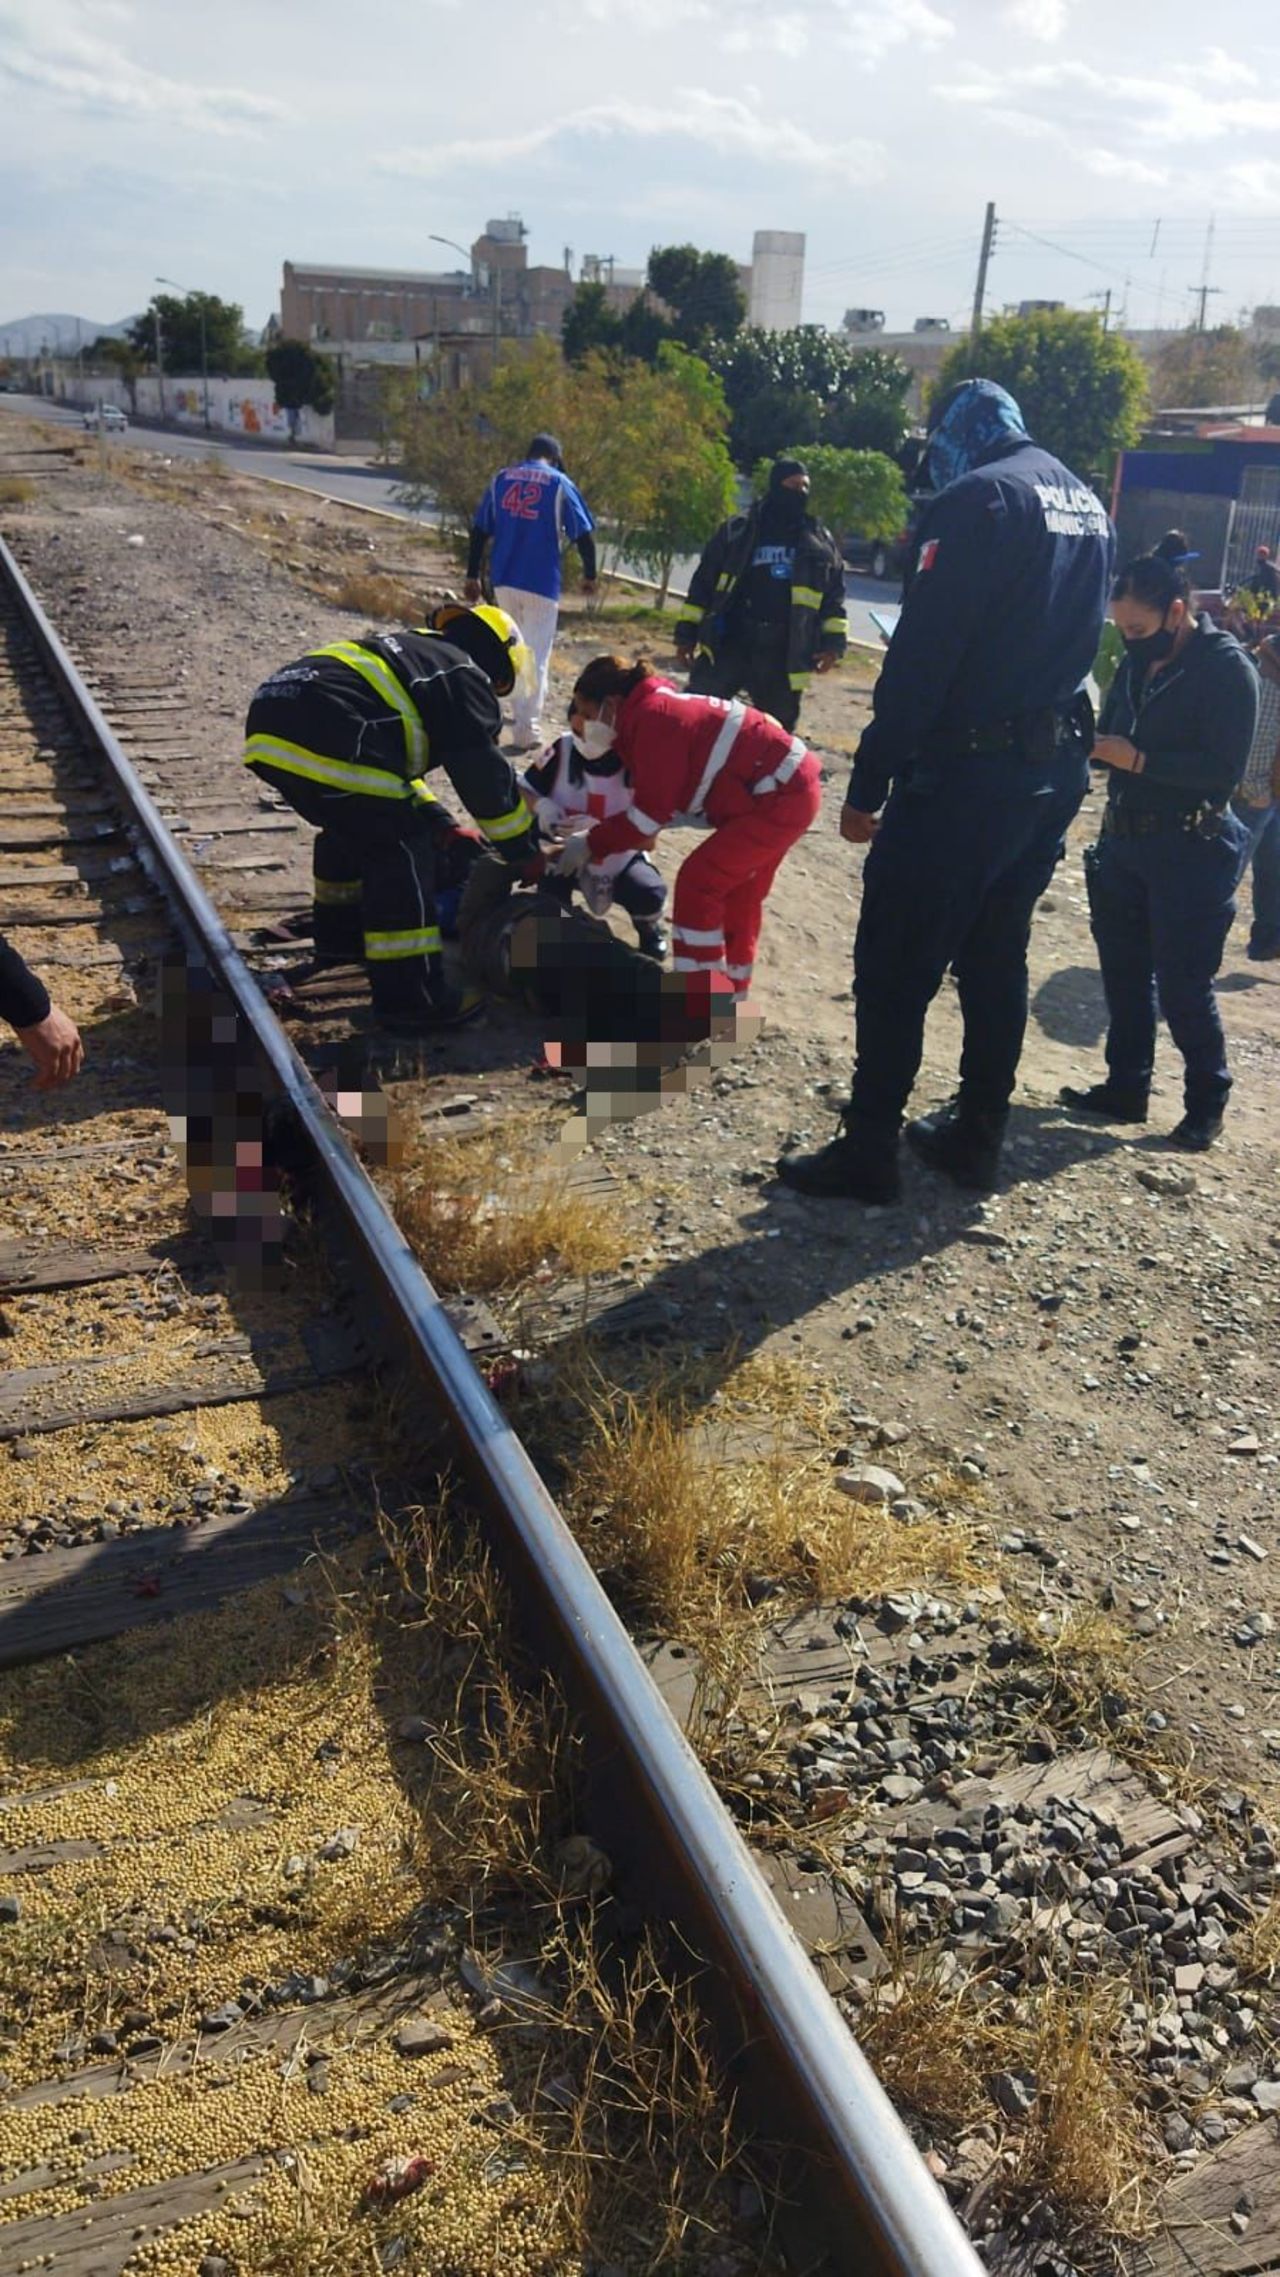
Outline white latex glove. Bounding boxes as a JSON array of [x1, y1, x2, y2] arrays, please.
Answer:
[[533, 797, 563, 836], [550, 812, 594, 845], [552, 832, 593, 878]]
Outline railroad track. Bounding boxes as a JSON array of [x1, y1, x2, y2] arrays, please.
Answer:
[[0, 534, 982, 2272]]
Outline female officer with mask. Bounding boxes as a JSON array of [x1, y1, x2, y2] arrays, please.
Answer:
[[1061, 533, 1257, 1150]]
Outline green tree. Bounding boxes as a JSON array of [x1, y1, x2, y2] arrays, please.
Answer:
[[750, 443, 907, 543], [615, 346, 737, 604], [647, 245, 746, 352], [129, 292, 262, 377], [562, 282, 622, 365], [86, 335, 140, 384], [1152, 324, 1253, 409], [709, 327, 911, 465], [934, 309, 1146, 478], [266, 338, 335, 417], [386, 335, 739, 602]]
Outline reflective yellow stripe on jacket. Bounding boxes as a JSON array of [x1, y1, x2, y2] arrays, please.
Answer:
[[244, 733, 415, 800], [475, 801, 533, 844], [311, 641, 428, 775], [364, 926, 443, 961], [791, 584, 823, 611]]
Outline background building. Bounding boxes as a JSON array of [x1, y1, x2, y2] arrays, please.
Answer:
[[748, 231, 805, 332]]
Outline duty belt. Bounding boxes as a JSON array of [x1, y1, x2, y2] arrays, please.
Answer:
[[952, 706, 1072, 758], [1102, 802, 1230, 840]]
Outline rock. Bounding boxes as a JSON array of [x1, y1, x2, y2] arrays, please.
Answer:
[[395, 2016, 455, 2058], [836, 1465, 906, 1506], [200, 2002, 243, 2034], [1235, 1612, 1274, 1647], [990, 2068, 1038, 2118], [0, 1894, 21, 1925], [1137, 1165, 1196, 1197], [1251, 2080, 1280, 2113], [1228, 1435, 1261, 1458], [1162, 2113, 1195, 2153], [199, 2260, 231, 2277], [318, 1827, 360, 1860], [881, 1774, 924, 1804], [1175, 1963, 1205, 1995]]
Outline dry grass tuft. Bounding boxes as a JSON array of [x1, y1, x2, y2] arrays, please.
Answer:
[[1234, 1894, 1280, 1987], [373, 1495, 573, 1903], [372, 1491, 779, 2268], [533, 1352, 976, 1677], [859, 1955, 1150, 2241], [0, 475, 36, 505], [1015, 1604, 1138, 1741], [393, 1124, 625, 1296], [332, 568, 420, 619]]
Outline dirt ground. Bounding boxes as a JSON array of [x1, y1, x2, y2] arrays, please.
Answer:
[[3, 426, 1277, 1821]]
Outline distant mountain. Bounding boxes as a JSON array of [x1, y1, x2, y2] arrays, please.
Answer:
[[0, 313, 138, 356]]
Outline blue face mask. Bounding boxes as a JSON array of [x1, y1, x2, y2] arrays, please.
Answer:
[[921, 380, 1029, 493]]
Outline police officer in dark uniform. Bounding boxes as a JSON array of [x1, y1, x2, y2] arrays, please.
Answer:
[[1060, 535, 1256, 1149], [778, 378, 1114, 1203]]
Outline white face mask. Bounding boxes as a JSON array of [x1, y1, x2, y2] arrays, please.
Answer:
[[575, 717, 617, 760]]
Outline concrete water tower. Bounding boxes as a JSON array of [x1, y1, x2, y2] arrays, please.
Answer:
[[749, 231, 805, 332]]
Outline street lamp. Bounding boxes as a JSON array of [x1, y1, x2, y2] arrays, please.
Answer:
[[428, 233, 497, 377], [156, 276, 210, 430]]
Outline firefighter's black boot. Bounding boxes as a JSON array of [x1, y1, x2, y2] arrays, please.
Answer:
[[906, 1096, 1007, 1193], [776, 1113, 900, 1204], [369, 954, 483, 1035]]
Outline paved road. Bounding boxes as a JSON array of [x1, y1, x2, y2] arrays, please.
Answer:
[[0, 394, 892, 647]]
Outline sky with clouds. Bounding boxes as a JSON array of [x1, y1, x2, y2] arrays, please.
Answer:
[[2, 0, 1278, 338]]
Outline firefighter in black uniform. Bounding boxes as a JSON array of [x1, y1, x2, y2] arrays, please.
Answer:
[[243, 604, 541, 1031], [779, 379, 1115, 1204], [675, 457, 846, 730]]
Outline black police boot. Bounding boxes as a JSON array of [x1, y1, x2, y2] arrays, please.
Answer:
[[906, 1096, 1007, 1193], [776, 1114, 901, 1204], [634, 918, 669, 962], [1059, 1080, 1149, 1123], [1168, 1105, 1225, 1151]]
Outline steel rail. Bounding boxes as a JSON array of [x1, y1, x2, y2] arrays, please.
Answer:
[[0, 531, 984, 2277]]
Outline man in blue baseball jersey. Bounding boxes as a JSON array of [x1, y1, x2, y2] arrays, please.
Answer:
[[466, 434, 598, 747], [779, 378, 1114, 1205]]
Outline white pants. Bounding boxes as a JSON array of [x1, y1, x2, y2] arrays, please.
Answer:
[[495, 585, 558, 743]]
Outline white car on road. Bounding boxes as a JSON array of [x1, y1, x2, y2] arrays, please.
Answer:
[[83, 404, 129, 432]]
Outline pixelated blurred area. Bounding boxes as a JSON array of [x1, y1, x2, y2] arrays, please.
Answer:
[[161, 958, 288, 1286], [312, 1073, 408, 1170], [457, 856, 762, 1148]]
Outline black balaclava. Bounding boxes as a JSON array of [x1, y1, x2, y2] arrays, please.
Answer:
[[762, 455, 810, 535]]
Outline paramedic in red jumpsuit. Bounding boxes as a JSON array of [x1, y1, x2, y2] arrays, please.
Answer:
[[554, 656, 820, 999]]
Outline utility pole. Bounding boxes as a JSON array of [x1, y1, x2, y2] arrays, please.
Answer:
[[1190, 216, 1220, 332], [493, 264, 501, 364], [970, 202, 996, 341], [154, 302, 165, 422], [1088, 288, 1111, 333]]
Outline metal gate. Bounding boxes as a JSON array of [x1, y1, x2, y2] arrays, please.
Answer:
[[1225, 465, 1280, 588]]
